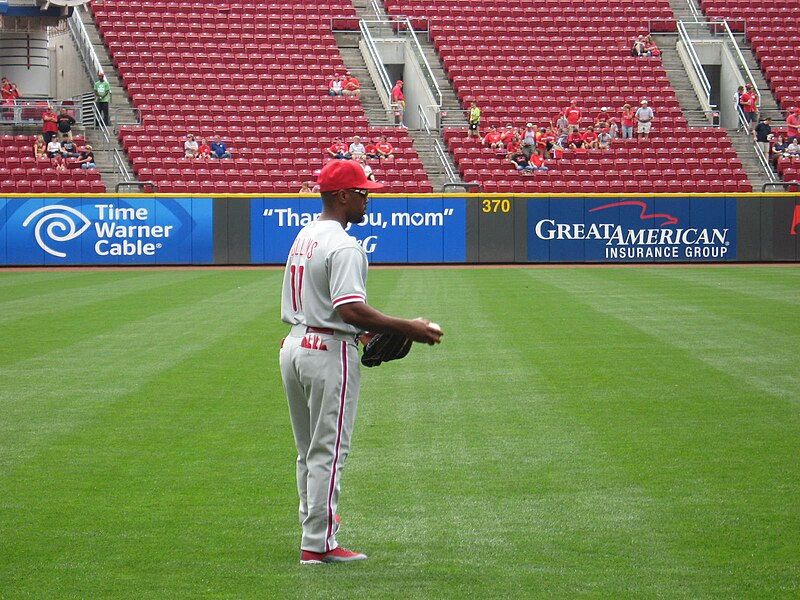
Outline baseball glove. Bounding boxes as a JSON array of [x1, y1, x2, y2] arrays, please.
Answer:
[[360, 332, 413, 367]]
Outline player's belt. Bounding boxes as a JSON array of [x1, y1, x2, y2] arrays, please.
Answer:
[[306, 326, 335, 335]]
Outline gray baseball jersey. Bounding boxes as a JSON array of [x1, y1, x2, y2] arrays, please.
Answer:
[[279, 218, 367, 554]]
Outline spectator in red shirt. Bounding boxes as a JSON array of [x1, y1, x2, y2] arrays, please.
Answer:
[[327, 136, 351, 159], [564, 100, 582, 132], [482, 125, 504, 150], [504, 134, 521, 158], [740, 84, 758, 133], [786, 107, 800, 140], [342, 71, 361, 99], [391, 80, 406, 128], [529, 153, 548, 171], [594, 107, 612, 127], [582, 126, 600, 150], [643, 35, 661, 58], [621, 103, 635, 139], [197, 138, 212, 158], [375, 136, 394, 160], [567, 130, 584, 150], [42, 106, 58, 144], [500, 124, 518, 147], [364, 138, 379, 159]]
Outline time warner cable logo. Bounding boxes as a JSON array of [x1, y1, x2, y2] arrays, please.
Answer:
[[22, 205, 91, 258], [22, 204, 175, 258]]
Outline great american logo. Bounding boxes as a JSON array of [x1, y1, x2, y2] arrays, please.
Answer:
[[22, 203, 174, 258], [532, 199, 732, 260]]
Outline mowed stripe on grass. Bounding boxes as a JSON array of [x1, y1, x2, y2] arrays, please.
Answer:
[[0, 267, 798, 599]]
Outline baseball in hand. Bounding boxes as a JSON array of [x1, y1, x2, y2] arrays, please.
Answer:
[[429, 322, 442, 332]]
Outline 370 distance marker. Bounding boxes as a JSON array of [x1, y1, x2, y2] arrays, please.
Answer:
[[481, 198, 511, 213]]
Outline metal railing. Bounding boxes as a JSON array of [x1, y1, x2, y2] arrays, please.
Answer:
[[67, 7, 102, 85], [753, 137, 779, 183], [761, 181, 799, 192], [366, 0, 383, 18], [676, 20, 716, 117], [0, 98, 83, 126], [87, 102, 132, 182], [686, 0, 703, 22], [359, 20, 394, 113], [720, 20, 760, 107], [418, 104, 457, 182], [398, 17, 441, 109]]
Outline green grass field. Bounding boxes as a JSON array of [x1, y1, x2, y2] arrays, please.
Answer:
[[1, 266, 799, 599]]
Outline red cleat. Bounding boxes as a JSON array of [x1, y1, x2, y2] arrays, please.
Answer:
[[300, 547, 368, 565]]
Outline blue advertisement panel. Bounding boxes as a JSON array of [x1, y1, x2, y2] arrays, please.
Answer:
[[0, 197, 213, 265], [528, 196, 737, 262], [251, 196, 467, 264]]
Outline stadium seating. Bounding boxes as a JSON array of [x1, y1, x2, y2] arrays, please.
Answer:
[[0, 135, 106, 193], [384, 0, 752, 192], [91, 0, 433, 193]]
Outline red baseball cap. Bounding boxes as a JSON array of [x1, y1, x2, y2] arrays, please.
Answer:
[[316, 160, 384, 192]]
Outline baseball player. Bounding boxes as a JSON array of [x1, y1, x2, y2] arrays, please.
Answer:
[[279, 160, 443, 565]]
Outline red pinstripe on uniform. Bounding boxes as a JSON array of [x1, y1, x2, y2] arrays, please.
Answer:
[[326, 340, 348, 551], [332, 295, 365, 309]]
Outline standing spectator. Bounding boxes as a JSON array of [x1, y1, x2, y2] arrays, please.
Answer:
[[564, 99, 582, 132], [554, 112, 570, 137], [348, 135, 366, 159], [375, 136, 394, 160], [32, 135, 47, 160], [466, 101, 481, 140], [328, 74, 344, 97], [733, 85, 745, 130], [786, 107, 800, 141], [56, 107, 76, 140], [608, 118, 619, 139], [739, 84, 758, 133], [754, 117, 772, 156], [342, 71, 361, 99], [635, 100, 654, 139], [210, 135, 232, 159], [0, 77, 11, 99], [197, 138, 212, 158], [76, 145, 96, 169], [184, 134, 198, 158], [521, 123, 537, 158], [94, 72, 111, 126], [1, 78, 20, 121], [500, 124, 518, 147], [621, 103, 635, 139], [42, 105, 58, 143], [327, 136, 351, 160], [391, 80, 406, 128]]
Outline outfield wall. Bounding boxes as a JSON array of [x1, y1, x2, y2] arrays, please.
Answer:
[[1, 194, 798, 265]]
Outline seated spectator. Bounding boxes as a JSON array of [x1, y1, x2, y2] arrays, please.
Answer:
[[529, 153, 549, 171], [197, 138, 212, 158], [52, 152, 67, 171], [327, 136, 351, 159], [582, 126, 600, 150], [348, 135, 366, 159], [77, 145, 96, 169], [770, 134, 787, 162], [594, 107, 612, 127], [364, 138, 380, 159], [329, 74, 344, 97], [375, 136, 394, 160], [509, 150, 534, 173], [504, 134, 521, 158], [184, 134, 198, 158], [342, 71, 361, 99], [33, 135, 47, 159], [60, 134, 80, 158], [631, 35, 646, 57], [46, 136, 62, 158], [56, 107, 76, 140], [210, 135, 232, 159], [359, 155, 376, 182], [482, 125, 504, 150], [299, 181, 313, 193], [643, 35, 661, 58], [501, 124, 518, 147], [567, 130, 584, 150], [598, 129, 612, 149], [786, 138, 800, 158]]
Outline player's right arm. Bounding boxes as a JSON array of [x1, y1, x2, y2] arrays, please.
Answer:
[[336, 303, 442, 345]]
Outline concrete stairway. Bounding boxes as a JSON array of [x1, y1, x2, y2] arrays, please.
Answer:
[[75, 5, 138, 191]]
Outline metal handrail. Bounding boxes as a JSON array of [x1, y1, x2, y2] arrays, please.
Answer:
[[67, 7, 103, 84], [761, 181, 799, 191], [686, 0, 702, 22], [752, 137, 779, 183], [399, 17, 441, 108], [417, 105, 456, 181], [442, 182, 481, 192], [115, 181, 156, 192], [721, 20, 760, 107], [359, 20, 394, 110], [367, 0, 383, 18], [677, 21, 714, 111]]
